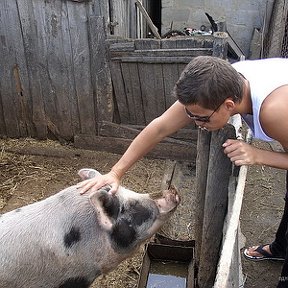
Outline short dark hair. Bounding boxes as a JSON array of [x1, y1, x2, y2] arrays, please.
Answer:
[[174, 56, 244, 109]]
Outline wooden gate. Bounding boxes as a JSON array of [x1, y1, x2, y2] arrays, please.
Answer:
[[75, 33, 229, 160]]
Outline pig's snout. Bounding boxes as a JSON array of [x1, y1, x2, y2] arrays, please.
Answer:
[[162, 187, 180, 205], [154, 186, 180, 213]]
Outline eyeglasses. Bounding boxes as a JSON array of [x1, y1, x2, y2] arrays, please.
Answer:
[[184, 102, 223, 123]]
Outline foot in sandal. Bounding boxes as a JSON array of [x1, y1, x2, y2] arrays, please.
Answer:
[[244, 244, 285, 261]]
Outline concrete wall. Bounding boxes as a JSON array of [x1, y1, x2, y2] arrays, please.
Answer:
[[161, 0, 274, 57]]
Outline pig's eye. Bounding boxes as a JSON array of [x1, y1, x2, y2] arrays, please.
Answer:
[[120, 206, 125, 214]]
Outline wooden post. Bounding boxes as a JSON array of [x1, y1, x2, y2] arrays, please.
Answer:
[[196, 125, 236, 288], [212, 32, 229, 58], [194, 129, 211, 266]]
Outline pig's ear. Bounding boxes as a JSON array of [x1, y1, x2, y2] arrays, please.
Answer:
[[89, 188, 117, 232], [78, 169, 102, 180]]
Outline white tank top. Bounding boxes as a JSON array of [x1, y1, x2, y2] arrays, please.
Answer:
[[232, 58, 288, 141]]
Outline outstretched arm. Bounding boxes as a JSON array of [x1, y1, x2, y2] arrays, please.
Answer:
[[78, 101, 192, 194]]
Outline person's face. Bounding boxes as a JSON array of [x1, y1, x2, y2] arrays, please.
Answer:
[[184, 99, 234, 131]]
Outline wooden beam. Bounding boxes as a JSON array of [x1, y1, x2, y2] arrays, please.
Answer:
[[111, 54, 212, 64], [214, 130, 252, 287], [99, 121, 197, 143], [74, 134, 197, 161], [197, 124, 236, 287]]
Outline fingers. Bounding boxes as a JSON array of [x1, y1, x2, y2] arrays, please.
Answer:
[[77, 178, 101, 195], [77, 172, 120, 195], [222, 139, 254, 166]]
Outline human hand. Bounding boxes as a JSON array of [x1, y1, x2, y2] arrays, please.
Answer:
[[77, 170, 121, 195], [222, 139, 258, 166]]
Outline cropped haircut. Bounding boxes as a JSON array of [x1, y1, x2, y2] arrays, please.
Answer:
[[174, 56, 244, 109]]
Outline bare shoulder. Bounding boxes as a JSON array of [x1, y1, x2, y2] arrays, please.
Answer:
[[261, 85, 288, 147]]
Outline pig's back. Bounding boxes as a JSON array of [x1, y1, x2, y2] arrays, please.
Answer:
[[0, 186, 102, 287]]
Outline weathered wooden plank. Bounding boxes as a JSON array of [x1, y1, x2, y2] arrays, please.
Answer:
[[120, 62, 145, 124], [160, 39, 180, 109], [0, 0, 21, 137], [36, 0, 75, 140], [110, 0, 128, 37], [89, 16, 113, 125], [249, 28, 262, 59], [109, 41, 136, 52], [67, 2, 97, 135], [109, 61, 130, 123], [111, 56, 211, 64], [134, 40, 165, 124], [0, 90, 6, 137], [212, 32, 229, 58], [176, 38, 196, 74], [162, 63, 180, 108], [161, 36, 214, 48], [98, 121, 196, 145], [137, 62, 166, 124], [0, 0, 37, 138], [110, 48, 213, 58], [74, 134, 197, 161], [194, 129, 211, 269], [16, 0, 47, 139], [105, 122, 198, 142], [214, 130, 252, 288], [88, 0, 110, 19], [134, 39, 161, 50], [197, 124, 236, 288], [60, 2, 81, 138]]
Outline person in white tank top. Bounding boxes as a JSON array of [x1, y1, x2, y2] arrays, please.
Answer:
[[78, 56, 288, 287]]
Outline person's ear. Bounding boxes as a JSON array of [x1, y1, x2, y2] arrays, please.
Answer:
[[224, 98, 236, 111]]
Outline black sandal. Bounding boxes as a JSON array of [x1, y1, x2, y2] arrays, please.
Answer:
[[244, 244, 285, 261]]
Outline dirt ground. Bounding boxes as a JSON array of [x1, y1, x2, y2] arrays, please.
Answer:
[[0, 137, 286, 288]]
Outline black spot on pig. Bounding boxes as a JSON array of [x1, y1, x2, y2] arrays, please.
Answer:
[[98, 193, 120, 220], [58, 276, 90, 288], [111, 218, 136, 249], [64, 227, 81, 248], [129, 202, 153, 226]]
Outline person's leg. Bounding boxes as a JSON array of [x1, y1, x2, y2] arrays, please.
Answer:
[[276, 171, 288, 288], [244, 171, 288, 260], [271, 171, 288, 257]]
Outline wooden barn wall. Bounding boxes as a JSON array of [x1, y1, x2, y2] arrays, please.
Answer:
[[0, 0, 157, 141], [0, 0, 215, 158], [0, 0, 112, 141]]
